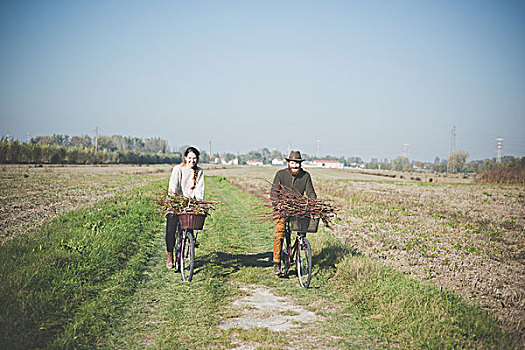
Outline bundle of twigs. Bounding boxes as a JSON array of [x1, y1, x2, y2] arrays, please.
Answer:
[[264, 183, 337, 227], [158, 193, 220, 216]]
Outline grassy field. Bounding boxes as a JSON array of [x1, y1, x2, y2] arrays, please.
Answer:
[[0, 184, 161, 348], [0, 165, 522, 348]]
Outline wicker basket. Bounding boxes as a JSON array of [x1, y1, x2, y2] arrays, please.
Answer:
[[177, 212, 206, 230], [289, 216, 319, 233]]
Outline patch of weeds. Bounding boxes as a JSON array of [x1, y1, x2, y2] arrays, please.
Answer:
[[446, 221, 458, 228], [225, 327, 288, 346], [465, 245, 483, 254], [425, 267, 439, 279], [279, 310, 300, 316], [222, 311, 243, 319], [485, 231, 504, 238]]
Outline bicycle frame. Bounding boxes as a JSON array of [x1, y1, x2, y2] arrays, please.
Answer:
[[282, 222, 301, 263]]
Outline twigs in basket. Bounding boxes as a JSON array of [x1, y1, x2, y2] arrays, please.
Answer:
[[260, 182, 337, 228], [157, 191, 220, 216]]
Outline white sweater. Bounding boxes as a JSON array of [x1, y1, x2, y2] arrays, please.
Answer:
[[168, 164, 205, 200]]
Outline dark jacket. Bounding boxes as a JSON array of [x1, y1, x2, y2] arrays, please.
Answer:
[[270, 168, 317, 199]]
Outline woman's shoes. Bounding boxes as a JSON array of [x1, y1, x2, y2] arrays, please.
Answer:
[[166, 259, 174, 269], [166, 252, 174, 269]]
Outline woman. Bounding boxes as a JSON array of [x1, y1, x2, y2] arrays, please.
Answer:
[[165, 146, 205, 269]]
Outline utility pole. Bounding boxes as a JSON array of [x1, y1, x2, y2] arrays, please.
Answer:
[[403, 143, 409, 160], [94, 127, 99, 152], [316, 140, 320, 159], [208, 141, 212, 162], [448, 125, 456, 173], [496, 137, 504, 162]]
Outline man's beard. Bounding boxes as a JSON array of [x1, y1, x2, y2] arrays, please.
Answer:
[[289, 166, 300, 175]]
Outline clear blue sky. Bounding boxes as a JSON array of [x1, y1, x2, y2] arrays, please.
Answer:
[[1, 0, 524, 161]]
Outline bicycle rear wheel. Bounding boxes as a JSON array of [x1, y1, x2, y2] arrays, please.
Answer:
[[180, 230, 195, 282], [296, 235, 312, 288]]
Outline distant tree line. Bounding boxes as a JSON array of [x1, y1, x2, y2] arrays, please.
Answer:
[[0, 135, 182, 164], [4, 135, 522, 171], [430, 153, 524, 173], [465, 156, 525, 172], [33, 134, 170, 153]]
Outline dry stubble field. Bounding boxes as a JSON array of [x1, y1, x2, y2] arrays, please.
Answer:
[[1, 164, 524, 341], [206, 165, 525, 338], [0, 164, 172, 244]]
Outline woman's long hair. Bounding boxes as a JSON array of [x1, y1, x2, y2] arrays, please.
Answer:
[[182, 147, 200, 190]]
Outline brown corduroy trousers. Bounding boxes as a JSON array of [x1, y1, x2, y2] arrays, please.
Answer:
[[273, 216, 287, 263]]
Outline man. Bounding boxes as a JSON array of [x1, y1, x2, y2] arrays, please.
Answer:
[[270, 150, 317, 275]]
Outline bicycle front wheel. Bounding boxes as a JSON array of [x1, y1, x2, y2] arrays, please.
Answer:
[[174, 226, 182, 272], [180, 230, 195, 282], [296, 235, 312, 288], [280, 237, 291, 276]]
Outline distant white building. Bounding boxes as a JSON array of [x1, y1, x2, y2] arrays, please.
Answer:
[[348, 162, 365, 169], [303, 160, 344, 169], [246, 160, 265, 166], [215, 157, 239, 165], [271, 158, 285, 166]]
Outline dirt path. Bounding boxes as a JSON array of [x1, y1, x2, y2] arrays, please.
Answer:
[[219, 284, 328, 350], [220, 284, 321, 332]]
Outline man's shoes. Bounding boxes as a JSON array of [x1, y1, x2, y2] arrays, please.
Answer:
[[273, 263, 281, 275]]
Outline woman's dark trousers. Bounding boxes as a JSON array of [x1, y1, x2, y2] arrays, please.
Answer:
[[165, 214, 178, 252]]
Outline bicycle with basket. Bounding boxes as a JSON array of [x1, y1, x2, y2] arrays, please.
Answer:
[[174, 211, 206, 282], [267, 182, 337, 288], [161, 193, 218, 282], [280, 215, 319, 288]]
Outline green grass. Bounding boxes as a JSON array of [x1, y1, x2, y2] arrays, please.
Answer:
[[0, 184, 161, 349], [0, 176, 518, 349], [332, 255, 509, 348]]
